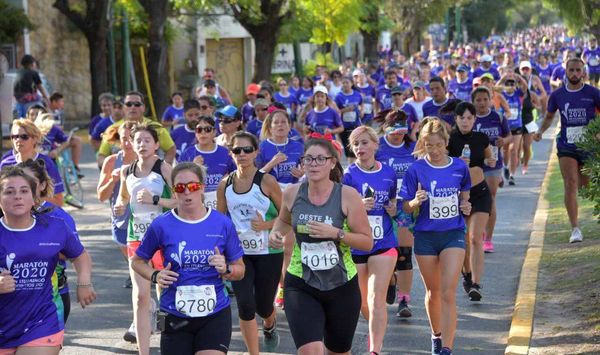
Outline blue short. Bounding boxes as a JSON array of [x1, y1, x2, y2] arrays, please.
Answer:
[[111, 222, 127, 246], [413, 229, 466, 256]]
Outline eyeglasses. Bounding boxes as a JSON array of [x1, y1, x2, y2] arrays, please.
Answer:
[[425, 143, 446, 150], [200, 105, 209, 110], [195, 126, 214, 133], [220, 118, 239, 124], [11, 134, 30, 141], [172, 181, 203, 193], [231, 146, 256, 155], [301, 155, 333, 166], [125, 101, 143, 107], [279, 83, 287, 86]]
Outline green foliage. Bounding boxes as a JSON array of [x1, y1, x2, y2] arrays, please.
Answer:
[[462, 0, 515, 41], [303, 52, 339, 76], [505, 1, 559, 31], [543, 0, 600, 37], [296, 0, 365, 46], [0, 0, 34, 43], [577, 116, 600, 222]]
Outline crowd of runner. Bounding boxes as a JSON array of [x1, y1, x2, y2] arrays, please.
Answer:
[[1, 24, 599, 355]]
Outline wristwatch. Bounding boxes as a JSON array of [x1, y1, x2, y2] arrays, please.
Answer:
[[151, 270, 160, 284], [152, 195, 160, 205], [337, 229, 345, 241]]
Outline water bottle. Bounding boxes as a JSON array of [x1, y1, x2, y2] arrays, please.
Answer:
[[461, 144, 471, 159]]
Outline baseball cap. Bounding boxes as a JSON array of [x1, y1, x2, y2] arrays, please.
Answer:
[[254, 98, 270, 108], [390, 86, 403, 95], [352, 69, 364, 76], [413, 81, 427, 89], [480, 54, 493, 62], [246, 83, 260, 95], [313, 85, 328, 95], [457, 64, 470, 72], [480, 73, 494, 81], [216, 105, 239, 118], [519, 60, 532, 69], [203, 79, 216, 87]]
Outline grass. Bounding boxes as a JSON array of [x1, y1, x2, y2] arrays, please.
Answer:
[[540, 158, 600, 329]]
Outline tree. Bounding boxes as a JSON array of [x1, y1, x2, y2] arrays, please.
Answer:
[[543, 0, 600, 40], [462, 0, 514, 41], [229, 0, 294, 82], [53, 0, 111, 116], [0, 0, 33, 44], [360, 2, 384, 62]]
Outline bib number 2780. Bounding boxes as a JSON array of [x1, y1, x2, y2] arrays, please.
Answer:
[[176, 285, 217, 317]]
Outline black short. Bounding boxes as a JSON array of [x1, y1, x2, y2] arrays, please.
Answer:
[[511, 127, 523, 135], [339, 128, 356, 158], [469, 181, 492, 214], [351, 247, 394, 264], [160, 306, 232, 354], [589, 72, 600, 84], [284, 273, 361, 353], [557, 147, 590, 166]]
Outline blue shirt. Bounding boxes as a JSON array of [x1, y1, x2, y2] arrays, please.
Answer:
[[448, 78, 473, 102], [502, 89, 524, 130], [40, 125, 68, 153], [422, 98, 460, 127], [583, 47, 600, 71], [162, 105, 185, 128], [399, 157, 471, 232], [136, 209, 243, 318], [178, 144, 235, 193], [170, 125, 196, 160], [474, 110, 510, 170], [305, 107, 343, 133], [241, 102, 256, 124], [91, 116, 115, 141], [472, 66, 500, 81], [375, 85, 394, 111], [547, 84, 600, 151], [246, 118, 264, 138], [334, 90, 363, 129], [357, 84, 376, 122], [256, 139, 304, 186], [343, 163, 398, 255], [274, 92, 298, 118]]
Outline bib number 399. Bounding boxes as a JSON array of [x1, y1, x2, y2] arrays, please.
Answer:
[[301, 241, 339, 271], [176, 285, 217, 317], [429, 195, 459, 220]]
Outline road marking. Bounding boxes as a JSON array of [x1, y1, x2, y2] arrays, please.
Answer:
[[504, 143, 555, 355]]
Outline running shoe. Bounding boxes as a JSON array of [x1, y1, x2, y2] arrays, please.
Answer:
[[440, 347, 453, 355], [386, 275, 397, 305], [483, 240, 495, 253], [274, 287, 284, 308], [508, 176, 515, 186], [431, 336, 442, 354], [397, 297, 412, 318], [123, 323, 137, 343], [522, 165, 528, 175], [569, 227, 583, 243], [462, 272, 472, 294], [468, 283, 482, 301], [503, 167, 510, 180], [123, 276, 132, 288], [262, 318, 280, 349]]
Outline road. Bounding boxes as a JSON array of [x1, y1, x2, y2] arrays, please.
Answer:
[[61, 130, 553, 354]]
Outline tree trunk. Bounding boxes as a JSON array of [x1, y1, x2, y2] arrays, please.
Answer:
[[252, 31, 278, 82], [86, 32, 108, 117], [141, 0, 169, 118], [361, 29, 379, 62]]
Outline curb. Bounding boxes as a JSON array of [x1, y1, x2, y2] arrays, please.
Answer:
[[504, 142, 557, 354]]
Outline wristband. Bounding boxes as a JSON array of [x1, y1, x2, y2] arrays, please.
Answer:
[[151, 270, 160, 284], [76, 282, 93, 288]]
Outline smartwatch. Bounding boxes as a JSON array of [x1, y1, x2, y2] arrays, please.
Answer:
[[152, 195, 160, 205], [337, 229, 345, 241]]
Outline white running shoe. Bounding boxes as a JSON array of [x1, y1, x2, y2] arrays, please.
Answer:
[[569, 227, 583, 243]]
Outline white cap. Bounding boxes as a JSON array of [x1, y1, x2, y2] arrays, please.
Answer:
[[481, 54, 493, 62], [313, 85, 328, 95], [352, 68, 364, 76], [519, 60, 532, 69]]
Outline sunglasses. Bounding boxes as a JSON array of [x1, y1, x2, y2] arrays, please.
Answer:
[[11, 134, 30, 140], [231, 146, 256, 155], [195, 126, 214, 133], [172, 181, 203, 194], [125, 101, 143, 107], [220, 118, 239, 124]]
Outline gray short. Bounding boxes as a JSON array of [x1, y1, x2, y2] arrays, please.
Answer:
[[484, 168, 503, 178]]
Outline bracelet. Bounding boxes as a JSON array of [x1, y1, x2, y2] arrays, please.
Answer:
[[151, 270, 160, 284], [76, 283, 93, 288]]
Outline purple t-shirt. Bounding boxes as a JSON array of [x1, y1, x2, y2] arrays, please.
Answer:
[[170, 125, 196, 160], [246, 118, 264, 138], [162, 105, 185, 128], [472, 66, 500, 81], [256, 139, 304, 186], [502, 89, 524, 130], [375, 85, 394, 111], [273, 92, 298, 118], [0, 152, 65, 194], [422, 98, 460, 127], [295, 88, 313, 114], [40, 125, 68, 153], [136, 209, 243, 318], [583, 47, 600, 72], [334, 90, 363, 128], [474, 109, 510, 170], [0, 215, 84, 348], [304, 107, 342, 133], [89, 114, 104, 135], [90, 116, 115, 141], [536, 64, 553, 93], [448, 78, 473, 102], [241, 102, 256, 124], [551, 65, 565, 83], [357, 84, 376, 122], [547, 84, 600, 151], [399, 157, 471, 232], [343, 163, 398, 255]]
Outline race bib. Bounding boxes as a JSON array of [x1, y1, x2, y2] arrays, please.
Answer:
[[368, 215, 384, 240], [204, 191, 218, 210], [343, 111, 357, 122], [589, 56, 599, 66], [396, 179, 403, 198], [508, 108, 519, 120], [239, 231, 268, 255], [490, 146, 499, 160], [301, 241, 340, 271], [566, 126, 585, 144], [429, 194, 459, 220], [175, 285, 217, 317], [363, 103, 373, 114], [132, 212, 157, 240]]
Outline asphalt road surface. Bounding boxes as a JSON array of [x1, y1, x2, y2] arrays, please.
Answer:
[[61, 130, 553, 354]]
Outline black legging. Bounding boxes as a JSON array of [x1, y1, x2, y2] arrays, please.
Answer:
[[231, 253, 283, 321], [61, 292, 71, 323]]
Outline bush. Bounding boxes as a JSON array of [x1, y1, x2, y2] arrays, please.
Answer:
[[302, 52, 340, 77], [577, 116, 600, 222]]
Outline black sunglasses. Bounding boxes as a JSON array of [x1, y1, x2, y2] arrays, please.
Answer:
[[231, 146, 256, 155], [11, 134, 30, 140], [125, 101, 143, 107], [195, 126, 214, 133]]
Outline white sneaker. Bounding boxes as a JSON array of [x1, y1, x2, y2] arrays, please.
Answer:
[[569, 227, 583, 243]]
